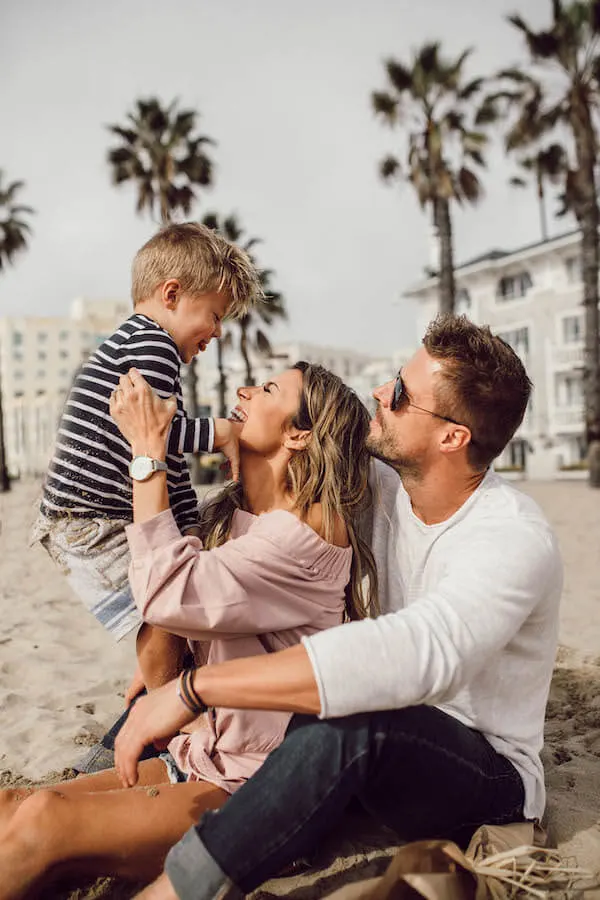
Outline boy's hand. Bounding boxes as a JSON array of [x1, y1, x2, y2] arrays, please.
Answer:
[[213, 418, 242, 482]]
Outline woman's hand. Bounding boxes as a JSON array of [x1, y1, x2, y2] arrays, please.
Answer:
[[114, 676, 196, 788], [109, 368, 176, 458], [124, 663, 146, 707]]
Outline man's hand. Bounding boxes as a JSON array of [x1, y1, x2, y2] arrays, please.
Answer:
[[114, 676, 195, 788], [212, 418, 242, 482]]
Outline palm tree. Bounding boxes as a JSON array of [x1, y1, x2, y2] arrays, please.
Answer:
[[509, 143, 568, 241], [484, 1, 600, 487], [107, 98, 214, 225], [372, 42, 490, 314], [107, 97, 215, 482], [216, 331, 233, 419], [201, 213, 286, 386], [0, 172, 34, 492]]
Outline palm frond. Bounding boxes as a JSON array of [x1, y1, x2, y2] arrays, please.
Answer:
[[457, 166, 482, 203], [379, 155, 401, 180], [372, 90, 398, 122], [385, 59, 413, 94], [457, 76, 484, 100], [417, 41, 441, 77], [254, 329, 272, 356]]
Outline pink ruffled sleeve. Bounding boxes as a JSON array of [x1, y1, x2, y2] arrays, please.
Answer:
[[126, 508, 350, 641]]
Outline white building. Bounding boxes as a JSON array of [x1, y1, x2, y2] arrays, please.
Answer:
[[200, 341, 400, 417], [405, 229, 589, 479], [0, 298, 130, 477]]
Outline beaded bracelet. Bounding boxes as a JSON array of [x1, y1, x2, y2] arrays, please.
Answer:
[[176, 668, 208, 715]]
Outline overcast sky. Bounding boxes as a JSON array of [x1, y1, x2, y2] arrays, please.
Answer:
[[2, 0, 561, 355]]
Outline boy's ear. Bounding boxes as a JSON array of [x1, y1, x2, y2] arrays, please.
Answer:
[[283, 428, 312, 452], [162, 279, 181, 309]]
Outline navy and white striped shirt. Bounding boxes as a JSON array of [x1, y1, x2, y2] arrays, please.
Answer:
[[41, 314, 213, 533]]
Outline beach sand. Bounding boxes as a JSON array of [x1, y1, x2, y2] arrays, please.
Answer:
[[0, 479, 598, 898]]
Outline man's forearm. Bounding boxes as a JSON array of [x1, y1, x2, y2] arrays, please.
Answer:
[[191, 644, 321, 715]]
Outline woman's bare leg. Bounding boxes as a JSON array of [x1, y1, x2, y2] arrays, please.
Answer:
[[0, 777, 229, 899], [0, 758, 169, 832]]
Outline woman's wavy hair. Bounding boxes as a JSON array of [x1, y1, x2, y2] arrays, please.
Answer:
[[198, 362, 379, 620]]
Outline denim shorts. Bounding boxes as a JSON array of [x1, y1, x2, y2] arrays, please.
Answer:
[[160, 751, 188, 784]]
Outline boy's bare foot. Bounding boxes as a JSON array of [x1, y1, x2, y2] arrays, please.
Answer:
[[134, 872, 179, 900]]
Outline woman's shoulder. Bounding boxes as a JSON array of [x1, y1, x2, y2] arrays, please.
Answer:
[[233, 507, 351, 575], [303, 504, 349, 548]]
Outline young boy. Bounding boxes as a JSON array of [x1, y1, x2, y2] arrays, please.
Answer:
[[32, 222, 262, 690]]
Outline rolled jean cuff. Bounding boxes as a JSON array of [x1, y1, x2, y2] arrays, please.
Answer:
[[165, 826, 241, 900]]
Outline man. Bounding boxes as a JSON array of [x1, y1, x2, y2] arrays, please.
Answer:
[[115, 314, 562, 900]]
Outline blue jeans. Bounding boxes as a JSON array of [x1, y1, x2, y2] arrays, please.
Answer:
[[165, 705, 526, 899]]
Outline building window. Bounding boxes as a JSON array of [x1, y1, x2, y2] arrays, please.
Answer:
[[59, 330, 70, 341], [37, 332, 48, 342], [562, 314, 583, 344], [59, 349, 69, 359], [14, 370, 24, 380], [555, 373, 583, 407], [13, 349, 23, 362], [497, 326, 529, 358], [59, 368, 70, 379], [36, 369, 46, 379], [12, 331, 23, 346], [509, 439, 527, 470], [496, 272, 532, 301], [565, 256, 582, 284], [38, 350, 47, 361], [456, 288, 471, 312]]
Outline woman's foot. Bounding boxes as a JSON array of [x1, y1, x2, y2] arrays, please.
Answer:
[[134, 872, 180, 900]]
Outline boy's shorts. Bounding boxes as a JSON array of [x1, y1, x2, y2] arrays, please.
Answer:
[[31, 513, 142, 641]]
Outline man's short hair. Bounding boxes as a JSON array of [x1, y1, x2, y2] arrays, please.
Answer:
[[423, 314, 532, 470], [131, 222, 263, 316]]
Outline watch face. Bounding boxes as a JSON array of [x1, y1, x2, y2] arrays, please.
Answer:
[[129, 456, 153, 481]]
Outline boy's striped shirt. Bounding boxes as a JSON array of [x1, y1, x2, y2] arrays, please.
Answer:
[[41, 313, 213, 533]]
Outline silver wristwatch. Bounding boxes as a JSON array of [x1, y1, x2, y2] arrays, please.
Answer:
[[129, 455, 168, 482]]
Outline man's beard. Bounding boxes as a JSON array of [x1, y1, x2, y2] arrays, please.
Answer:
[[366, 430, 422, 480]]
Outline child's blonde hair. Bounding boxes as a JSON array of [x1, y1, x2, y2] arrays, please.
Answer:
[[131, 222, 263, 317]]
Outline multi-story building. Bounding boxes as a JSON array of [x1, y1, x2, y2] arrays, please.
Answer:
[[201, 341, 398, 417], [0, 298, 131, 477], [405, 229, 589, 479]]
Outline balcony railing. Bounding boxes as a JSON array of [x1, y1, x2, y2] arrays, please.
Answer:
[[551, 406, 584, 429], [552, 344, 584, 369]]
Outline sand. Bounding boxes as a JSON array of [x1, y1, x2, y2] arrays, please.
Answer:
[[0, 478, 599, 898]]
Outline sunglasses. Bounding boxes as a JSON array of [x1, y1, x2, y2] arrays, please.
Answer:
[[391, 373, 473, 436]]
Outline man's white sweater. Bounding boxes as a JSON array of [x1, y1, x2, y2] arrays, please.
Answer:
[[303, 461, 562, 821]]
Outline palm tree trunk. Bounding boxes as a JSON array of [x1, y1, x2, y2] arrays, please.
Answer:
[[239, 323, 255, 385], [216, 339, 228, 419], [436, 198, 456, 315], [537, 174, 548, 242], [572, 107, 600, 488], [184, 359, 202, 485], [0, 378, 11, 492]]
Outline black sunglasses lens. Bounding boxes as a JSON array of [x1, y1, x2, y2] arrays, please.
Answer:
[[391, 376, 403, 411]]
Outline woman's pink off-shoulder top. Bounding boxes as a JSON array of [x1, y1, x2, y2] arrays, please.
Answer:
[[126, 507, 352, 793]]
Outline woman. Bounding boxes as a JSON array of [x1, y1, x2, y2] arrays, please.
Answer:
[[0, 362, 377, 899]]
